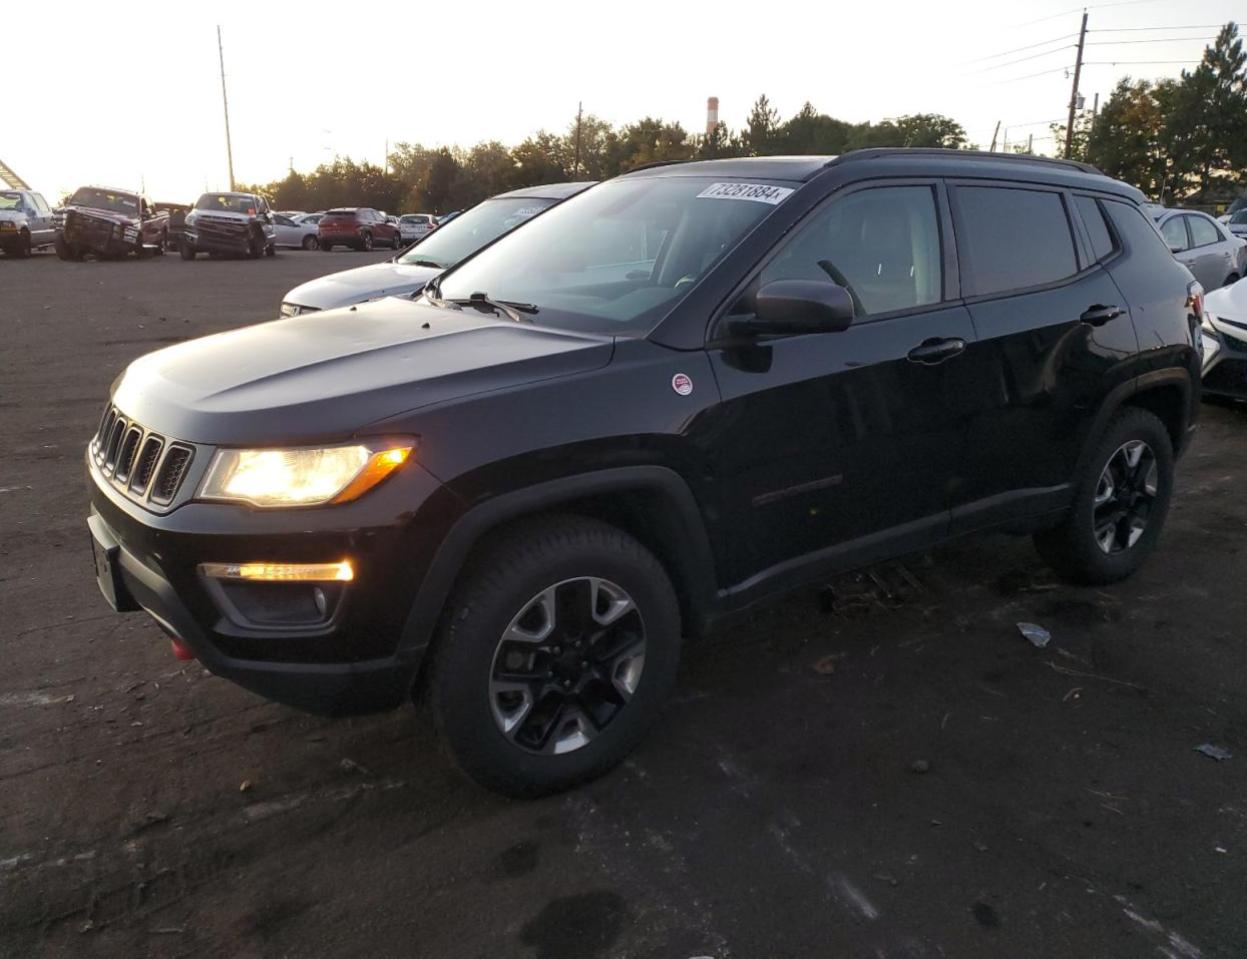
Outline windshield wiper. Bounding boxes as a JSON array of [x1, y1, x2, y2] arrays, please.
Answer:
[[455, 291, 539, 323], [404, 259, 442, 269]]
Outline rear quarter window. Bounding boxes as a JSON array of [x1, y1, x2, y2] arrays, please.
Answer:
[[1103, 200, 1174, 261], [1074, 195, 1116, 262], [1189, 215, 1221, 247], [953, 185, 1078, 297]]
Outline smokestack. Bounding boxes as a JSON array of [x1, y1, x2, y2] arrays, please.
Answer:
[[706, 96, 720, 136]]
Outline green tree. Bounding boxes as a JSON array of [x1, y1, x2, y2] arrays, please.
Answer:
[[775, 102, 853, 154], [1084, 78, 1169, 199], [615, 118, 694, 171], [741, 95, 781, 155]]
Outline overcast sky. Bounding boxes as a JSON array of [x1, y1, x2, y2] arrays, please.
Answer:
[[9, 0, 1240, 202]]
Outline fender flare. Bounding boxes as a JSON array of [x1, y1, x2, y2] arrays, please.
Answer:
[[395, 465, 718, 665], [1073, 368, 1193, 479]]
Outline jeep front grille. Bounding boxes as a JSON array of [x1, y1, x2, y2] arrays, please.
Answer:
[[91, 405, 194, 508]]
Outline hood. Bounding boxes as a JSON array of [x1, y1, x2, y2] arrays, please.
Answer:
[[283, 260, 441, 310], [1206, 279, 1247, 325], [111, 296, 613, 445], [190, 209, 254, 222], [68, 205, 138, 227]]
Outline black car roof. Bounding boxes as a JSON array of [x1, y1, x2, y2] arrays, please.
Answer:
[[620, 150, 1143, 200], [495, 181, 597, 200]]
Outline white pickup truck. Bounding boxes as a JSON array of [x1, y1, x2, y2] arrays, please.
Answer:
[[0, 188, 57, 257]]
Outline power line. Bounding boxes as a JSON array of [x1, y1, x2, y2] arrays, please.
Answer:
[[1081, 58, 1202, 65], [1017, 0, 1173, 27], [1088, 24, 1223, 32], [997, 65, 1075, 83], [1085, 36, 1216, 45], [964, 33, 1077, 64], [968, 44, 1076, 73]]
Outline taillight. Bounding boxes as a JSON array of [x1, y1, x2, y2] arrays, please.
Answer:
[[1187, 281, 1204, 320]]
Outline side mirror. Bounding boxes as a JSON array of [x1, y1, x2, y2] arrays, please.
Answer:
[[731, 279, 855, 337], [1168, 243, 1184, 255]]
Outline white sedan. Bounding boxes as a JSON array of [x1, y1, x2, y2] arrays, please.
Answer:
[[398, 213, 437, 244], [272, 213, 320, 250]]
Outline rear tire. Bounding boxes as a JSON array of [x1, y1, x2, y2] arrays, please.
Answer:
[[12, 229, 32, 258], [302, 234, 319, 251], [265, 242, 276, 257], [360, 231, 373, 252], [426, 515, 682, 798], [1225, 273, 1240, 287], [320, 240, 333, 252], [1034, 407, 1174, 585]]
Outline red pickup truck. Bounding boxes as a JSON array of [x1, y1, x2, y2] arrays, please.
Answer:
[[56, 186, 168, 260]]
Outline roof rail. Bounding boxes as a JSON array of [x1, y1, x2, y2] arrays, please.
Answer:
[[830, 148, 1103, 176], [624, 158, 691, 173]]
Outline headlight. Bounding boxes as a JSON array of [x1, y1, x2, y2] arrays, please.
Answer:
[[199, 443, 412, 507], [1202, 312, 1218, 335]]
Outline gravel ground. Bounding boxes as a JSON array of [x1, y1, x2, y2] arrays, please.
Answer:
[[3, 249, 1247, 958]]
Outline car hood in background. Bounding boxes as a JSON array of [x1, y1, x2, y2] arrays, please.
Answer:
[[111, 295, 613, 445], [283, 260, 441, 310], [67, 206, 139, 227], [1206, 278, 1247, 324]]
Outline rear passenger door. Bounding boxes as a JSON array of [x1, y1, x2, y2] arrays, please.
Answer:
[[706, 181, 977, 588], [948, 183, 1137, 533], [1186, 214, 1234, 289]]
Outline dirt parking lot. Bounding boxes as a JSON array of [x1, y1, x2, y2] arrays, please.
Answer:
[[3, 249, 1247, 958]]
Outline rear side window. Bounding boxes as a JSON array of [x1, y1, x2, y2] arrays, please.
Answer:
[[954, 186, 1077, 297], [1161, 217, 1188, 251], [1075, 195, 1116, 262], [1103, 200, 1174, 260], [759, 185, 943, 316], [1189, 215, 1221, 247]]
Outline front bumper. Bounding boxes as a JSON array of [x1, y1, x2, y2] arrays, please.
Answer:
[[1201, 318, 1247, 399], [86, 448, 449, 716]]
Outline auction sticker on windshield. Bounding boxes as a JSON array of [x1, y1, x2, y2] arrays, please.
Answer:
[[696, 182, 794, 205]]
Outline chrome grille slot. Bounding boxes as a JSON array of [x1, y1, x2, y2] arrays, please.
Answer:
[[114, 427, 142, 483], [151, 446, 193, 505], [130, 436, 163, 493], [89, 403, 195, 509]]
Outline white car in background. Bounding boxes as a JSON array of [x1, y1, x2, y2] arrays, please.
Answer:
[[272, 213, 321, 250], [294, 212, 326, 226], [398, 213, 437, 244]]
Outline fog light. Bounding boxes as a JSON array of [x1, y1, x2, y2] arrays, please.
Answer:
[[199, 560, 354, 582]]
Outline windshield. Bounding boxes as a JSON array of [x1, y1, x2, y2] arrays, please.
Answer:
[[1230, 210, 1247, 225], [0, 192, 21, 211], [69, 188, 139, 215], [398, 197, 560, 268], [195, 194, 258, 214], [435, 177, 793, 333]]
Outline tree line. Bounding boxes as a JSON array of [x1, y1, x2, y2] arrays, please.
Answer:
[[240, 107, 967, 215], [242, 21, 1244, 215]]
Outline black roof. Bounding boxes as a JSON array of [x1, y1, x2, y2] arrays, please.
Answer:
[[619, 149, 1140, 200]]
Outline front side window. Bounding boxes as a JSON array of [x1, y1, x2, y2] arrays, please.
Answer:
[[954, 186, 1078, 297], [758, 185, 942, 316], [435, 176, 793, 334], [1189, 215, 1221, 247], [1161, 216, 1189, 251]]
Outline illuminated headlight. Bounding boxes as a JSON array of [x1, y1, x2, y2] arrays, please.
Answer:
[[199, 443, 413, 507], [280, 303, 300, 318]]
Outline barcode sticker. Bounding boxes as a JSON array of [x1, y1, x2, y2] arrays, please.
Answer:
[[696, 182, 794, 205]]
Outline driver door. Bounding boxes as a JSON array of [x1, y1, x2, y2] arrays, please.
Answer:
[[702, 181, 977, 590]]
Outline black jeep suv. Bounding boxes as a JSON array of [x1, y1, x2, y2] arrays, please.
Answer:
[[86, 151, 1202, 796]]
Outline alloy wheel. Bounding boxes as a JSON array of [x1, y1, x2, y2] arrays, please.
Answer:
[[488, 577, 646, 755], [1093, 440, 1158, 554]]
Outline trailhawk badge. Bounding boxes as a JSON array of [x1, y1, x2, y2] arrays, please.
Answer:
[[671, 373, 694, 396]]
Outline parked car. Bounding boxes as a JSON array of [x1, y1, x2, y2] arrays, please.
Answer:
[[1200, 278, 1247, 400], [1154, 208, 1246, 290], [85, 151, 1201, 797], [1226, 209, 1247, 238], [295, 212, 325, 226], [154, 202, 192, 252], [438, 210, 462, 226], [318, 207, 401, 252], [181, 192, 277, 259], [398, 213, 437, 244], [277, 210, 306, 220], [272, 213, 320, 250], [55, 186, 168, 260], [0, 188, 57, 257], [281, 182, 594, 316]]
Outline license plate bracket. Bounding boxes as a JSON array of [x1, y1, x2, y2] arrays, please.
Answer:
[[88, 515, 140, 612]]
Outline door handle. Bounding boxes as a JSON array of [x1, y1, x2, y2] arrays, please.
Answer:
[[1080, 304, 1124, 326], [907, 337, 966, 365]]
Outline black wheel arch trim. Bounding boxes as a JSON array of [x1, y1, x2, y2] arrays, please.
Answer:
[[1075, 367, 1194, 480], [395, 465, 718, 669]]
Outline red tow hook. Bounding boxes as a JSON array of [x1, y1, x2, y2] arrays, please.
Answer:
[[169, 637, 196, 661]]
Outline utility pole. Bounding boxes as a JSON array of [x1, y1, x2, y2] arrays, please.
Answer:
[[1065, 10, 1088, 159], [574, 102, 583, 177], [989, 120, 1001, 152], [217, 26, 236, 190], [1027, 133, 1034, 155], [384, 139, 388, 175]]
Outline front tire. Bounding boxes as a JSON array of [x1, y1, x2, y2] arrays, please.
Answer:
[[1034, 407, 1174, 585], [179, 238, 197, 260], [427, 515, 682, 797], [360, 231, 373, 252], [55, 236, 80, 261], [302, 234, 319, 251], [320, 240, 333, 252]]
